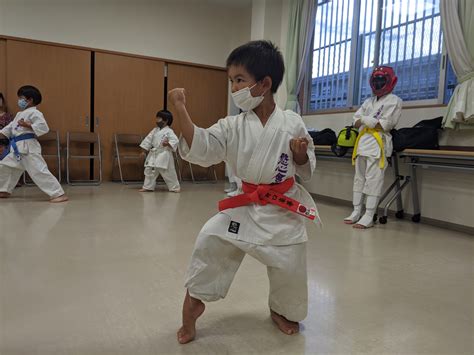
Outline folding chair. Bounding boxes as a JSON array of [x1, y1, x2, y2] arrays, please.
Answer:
[[23, 130, 61, 185], [177, 155, 217, 184], [113, 133, 145, 184], [66, 132, 102, 185], [189, 164, 217, 184], [173, 151, 183, 182]]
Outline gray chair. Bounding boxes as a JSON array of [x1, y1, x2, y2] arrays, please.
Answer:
[[176, 153, 217, 184], [189, 163, 218, 184], [173, 151, 183, 182], [66, 131, 102, 185], [113, 133, 145, 184]]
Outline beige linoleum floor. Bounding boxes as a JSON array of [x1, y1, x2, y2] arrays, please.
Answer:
[[0, 183, 472, 355]]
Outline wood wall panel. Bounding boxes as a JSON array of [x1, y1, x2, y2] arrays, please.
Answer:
[[167, 64, 228, 180], [0, 40, 6, 97], [2, 37, 229, 184], [6, 40, 91, 180], [94, 52, 165, 181]]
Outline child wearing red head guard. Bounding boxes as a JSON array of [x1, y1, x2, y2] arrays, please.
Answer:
[[344, 66, 402, 229]]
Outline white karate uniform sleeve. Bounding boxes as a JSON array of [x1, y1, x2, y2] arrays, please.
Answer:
[[295, 121, 316, 182], [354, 96, 402, 131], [0, 121, 13, 138], [167, 130, 179, 152], [29, 111, 49, 137], [140, 129, 156, 151], [377, 97, 402, 132], [353, 99, 371, 126], [179, 119, 228, 167]]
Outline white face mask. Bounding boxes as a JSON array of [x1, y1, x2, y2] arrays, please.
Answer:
[[231, 83, 265, 111]]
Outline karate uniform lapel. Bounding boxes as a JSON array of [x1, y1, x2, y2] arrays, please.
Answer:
[[244, 107, 281, 183]]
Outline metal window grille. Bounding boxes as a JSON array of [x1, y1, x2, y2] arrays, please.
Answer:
[[307, 0, 456, 112]]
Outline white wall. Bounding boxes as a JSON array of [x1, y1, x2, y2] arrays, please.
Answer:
[[0, 0, 252, 68], [249, 0, 289, 107], [303, 108, 474, 228], [251, 0, 266, 40]]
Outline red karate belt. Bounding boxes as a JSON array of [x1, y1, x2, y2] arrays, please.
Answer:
[[218, 177, 316, 220]]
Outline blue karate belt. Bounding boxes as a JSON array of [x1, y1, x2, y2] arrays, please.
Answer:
[[0, 133, 37, 161]]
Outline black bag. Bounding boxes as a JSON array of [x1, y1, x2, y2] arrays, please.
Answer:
[[309, 128, 337, 146], [414, 116, 443, 129], [391, 116, 443, 152]]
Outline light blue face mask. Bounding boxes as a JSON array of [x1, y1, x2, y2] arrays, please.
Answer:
[[18, 98, 29, 110]]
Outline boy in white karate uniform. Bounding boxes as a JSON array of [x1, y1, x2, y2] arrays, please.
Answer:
[[139, 110, 180, 193], [0, 86, 67, 203], [169, 41, 319, 344], [344, 66, 402, 228]]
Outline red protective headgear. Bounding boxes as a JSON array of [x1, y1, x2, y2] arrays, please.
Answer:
[[369, 66, 397, 97]]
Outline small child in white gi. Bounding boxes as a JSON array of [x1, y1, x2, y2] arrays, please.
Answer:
[[344, 66, 402, 228], [0, 85, 67, 202], [139, 110, 180, 193]]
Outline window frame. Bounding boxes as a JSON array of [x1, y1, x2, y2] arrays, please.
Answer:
[[302, 0, 450, 115]]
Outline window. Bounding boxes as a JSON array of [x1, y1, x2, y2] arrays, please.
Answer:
[[305, 0, 457, 113]]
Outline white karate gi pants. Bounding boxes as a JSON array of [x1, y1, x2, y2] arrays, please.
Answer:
[[185, 223, 308, 322], [143, 165, 180, 192], [353, 156, 387, 197], [0, 153, 64, 198]]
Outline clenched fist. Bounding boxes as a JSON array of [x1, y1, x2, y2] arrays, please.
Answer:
[[290, 137, 309, 165], [168, 88, 186, 107], [18, 119, 32, 128]]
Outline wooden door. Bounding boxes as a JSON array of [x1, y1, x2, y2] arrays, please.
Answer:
[[167, 64, 228, 180], [94, 52, 165, 181], [6, 40, 91, 180], [0, 40, 6, 95]]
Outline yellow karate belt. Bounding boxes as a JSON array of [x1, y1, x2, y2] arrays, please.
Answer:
[[352, 127, 386, 169]]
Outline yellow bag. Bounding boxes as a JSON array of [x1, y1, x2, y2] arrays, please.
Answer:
[[337, 126, 359, 147]]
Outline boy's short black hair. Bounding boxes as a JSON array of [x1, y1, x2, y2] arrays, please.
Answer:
[[17, 85, 42, 105], [226, 40, 285, 93], [156, 109, 173, 126]]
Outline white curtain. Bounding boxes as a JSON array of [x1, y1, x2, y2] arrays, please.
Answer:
[[285, 0, 317, 113], [440, 0, 474, 129]]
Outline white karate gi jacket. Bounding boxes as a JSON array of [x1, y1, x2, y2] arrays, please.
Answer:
[[0, 107, 49, 157], [179, 106, 319, 246], [353, 93, 402, 158], [140, 126, 179, 169]]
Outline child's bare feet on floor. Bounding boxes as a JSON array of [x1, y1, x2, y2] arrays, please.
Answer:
[[50, 195, 68, 203], [177, 291, 205, 344], [270, 310, 300, 335], [139, 188, 153, 192]]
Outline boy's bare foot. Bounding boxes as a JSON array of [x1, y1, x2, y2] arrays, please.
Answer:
[[270, 310, 300, 335], [0, 192, 11, 198], [344, 219, 356, 225], [177, 290, 205, 344], [170, 189, 181, 193], [139, 188, 153, 192], [50, 195, 68, 203]]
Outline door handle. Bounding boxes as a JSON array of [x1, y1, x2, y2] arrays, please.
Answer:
[[95, 117, 100, 127], [85, 115, 89, 127]]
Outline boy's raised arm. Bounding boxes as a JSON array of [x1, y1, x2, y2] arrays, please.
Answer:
[[168, 88, 195, 147]]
